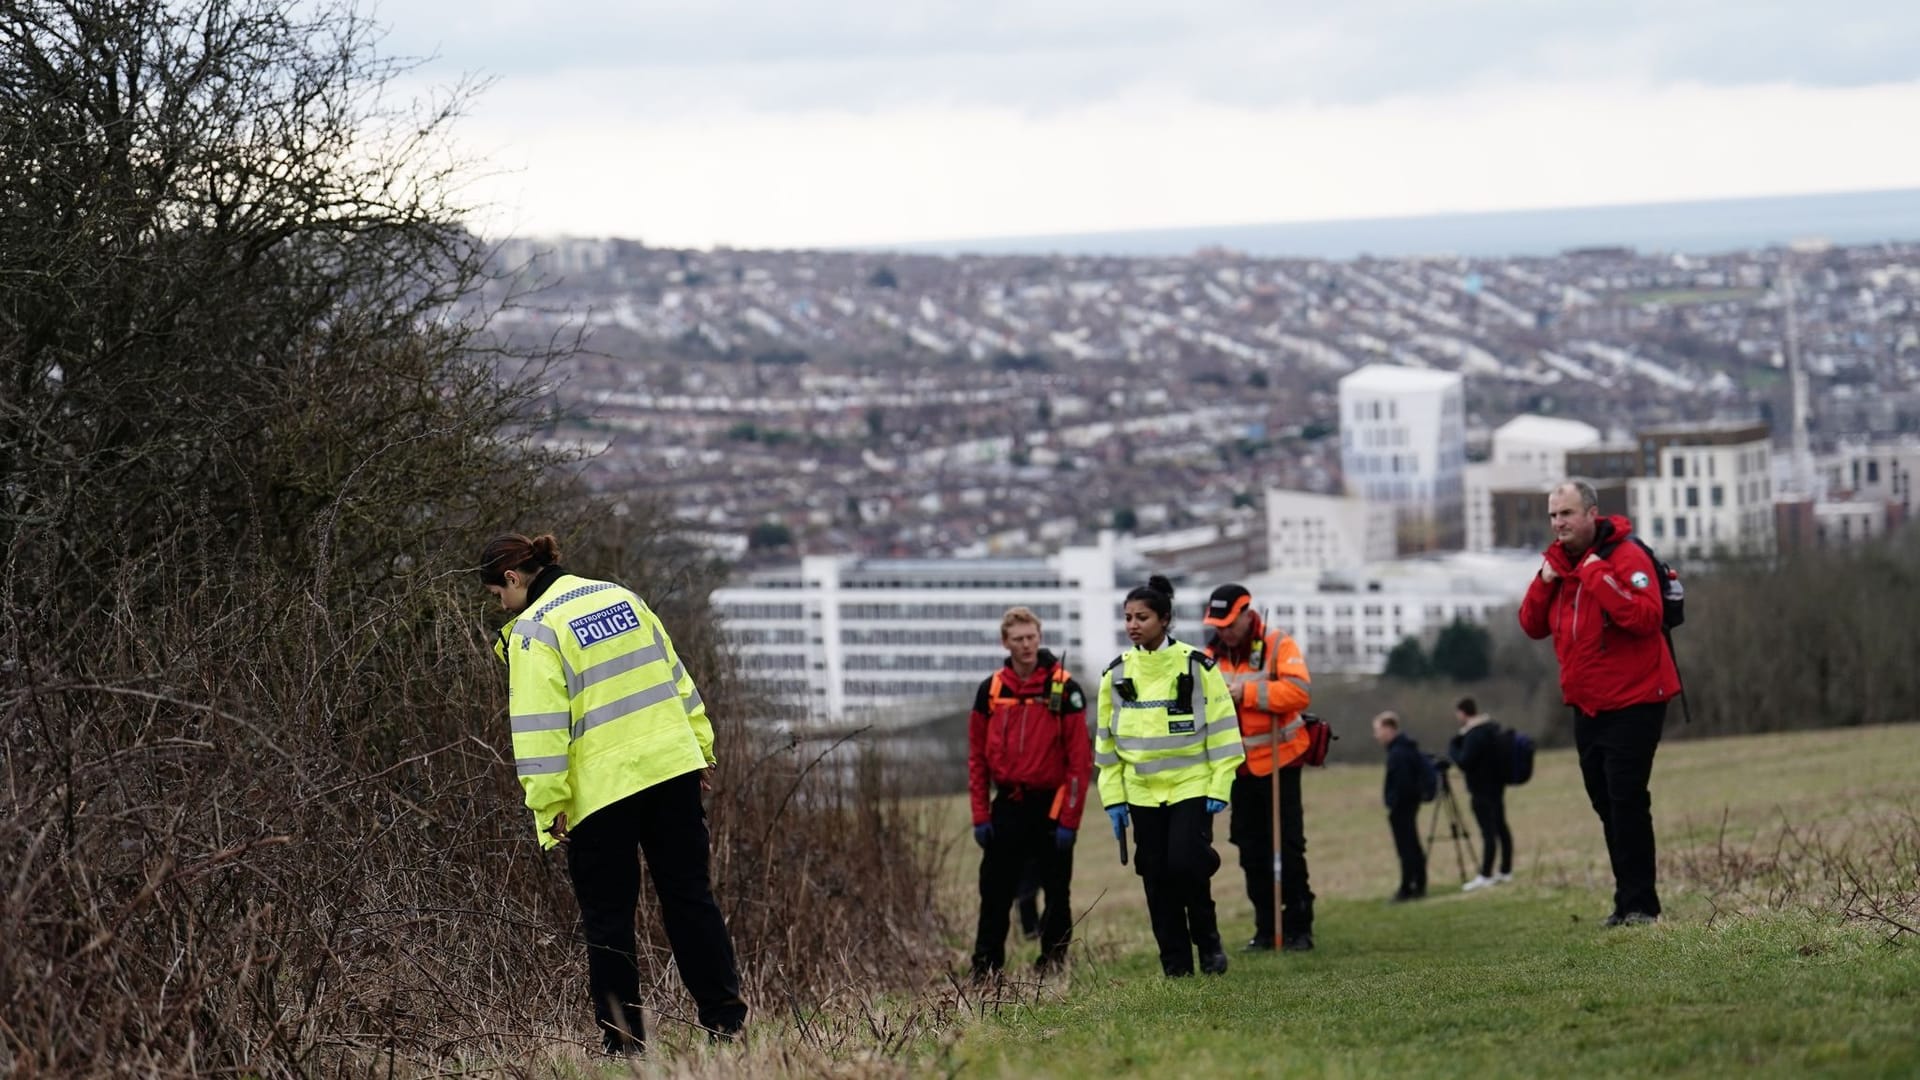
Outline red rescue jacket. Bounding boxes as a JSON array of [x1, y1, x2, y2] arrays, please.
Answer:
[[967, 649, 1092, 830], [1518, 515, 1680, 715]]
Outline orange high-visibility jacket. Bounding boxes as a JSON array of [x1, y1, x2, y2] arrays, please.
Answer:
[[1206, 620, 1312, 775]]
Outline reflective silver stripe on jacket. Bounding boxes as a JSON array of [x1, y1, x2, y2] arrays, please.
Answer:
[[1116, 716, 1241, 753], [571, 679, 683, 740], [570, 635, 667, 696], [1131, 749, 1215, 776], [1094, 750, 1120, 766], [515, 754, 569, 777], [511, 711, 570, 735], [1244, 716, 1306, 754]]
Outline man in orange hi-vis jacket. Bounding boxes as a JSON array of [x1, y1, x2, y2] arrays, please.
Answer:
[[1203, 584, 1316, 952]]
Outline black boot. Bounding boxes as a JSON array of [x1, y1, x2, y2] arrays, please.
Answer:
[[1198, 936, 1229, 975]]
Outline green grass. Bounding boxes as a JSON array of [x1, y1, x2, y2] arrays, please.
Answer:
[[1614, 287, 1765, 306], [957, 898, 1918, 1078], [927, 725, 1920, 1078]]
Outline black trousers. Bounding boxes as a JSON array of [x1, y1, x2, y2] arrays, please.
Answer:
[[971, 789, 1074, 973], [1131, 797, 1221, 976], [1227, 769, 1314, 940], [565, 771, 747, 1051], [1388, 805, 1426, 896], [1469, 786, 1513, 877], [1574, 701, 1667, 917]]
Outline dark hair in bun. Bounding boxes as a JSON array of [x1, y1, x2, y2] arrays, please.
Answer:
[[1124, 574, 1175, 622], [477, 532, 561, 585]]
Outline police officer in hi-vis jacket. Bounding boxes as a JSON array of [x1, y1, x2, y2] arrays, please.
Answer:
[[1096, 575, 1245, 978], [481, 532, 746, 1055]]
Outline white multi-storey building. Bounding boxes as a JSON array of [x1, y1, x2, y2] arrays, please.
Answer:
[[712, 533, 1535, 722], [1227, 553, 1534, 674], [1818, 438, 1920, 517], [1627, 422, 1775, 561], [1338, 365, 1467, 550], [1265, 490, 1395, 572], [711, 540, 1123, 726]]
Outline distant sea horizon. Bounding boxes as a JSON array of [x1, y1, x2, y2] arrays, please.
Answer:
[[884, 188, 1920, 261]]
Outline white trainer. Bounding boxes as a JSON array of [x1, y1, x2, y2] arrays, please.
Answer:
[[1462, 875, 1496, 892], [1494, 872, 1513, 884]]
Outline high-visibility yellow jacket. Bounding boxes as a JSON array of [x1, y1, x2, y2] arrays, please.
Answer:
[[1095, 638, 1244, 809], [1205, 620, 1312, 776], [493, 574, 715, 848]]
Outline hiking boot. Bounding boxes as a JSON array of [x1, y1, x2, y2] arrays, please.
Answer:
[[1162, 963, 1195, 978], [1462, 874, 1496, 892], [1282, 932, 1315, 953], [1199, 945, 1230, 975], [1603, 912, 1626, 928], [1621, 912, 1659, 927], [1243, 935, 1276, 953], [1391, 888, 1424, 903]]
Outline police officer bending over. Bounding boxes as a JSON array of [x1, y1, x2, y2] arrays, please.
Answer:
[[481, 532, 746, 1055]]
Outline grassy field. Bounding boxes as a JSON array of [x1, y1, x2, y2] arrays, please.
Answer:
[[928, 724, 1920, 1078], [1613, 287, 1766, 307]]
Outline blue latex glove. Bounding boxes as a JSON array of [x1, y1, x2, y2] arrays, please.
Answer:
[[973, 823, 993, 849], [1055, 825, 1077, 850], [1107, 804, 1130, 838], [1205, 798, 1228, 815]]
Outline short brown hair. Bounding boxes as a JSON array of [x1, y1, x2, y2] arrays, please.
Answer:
[[1372, 710, 1400, 731], [1000, 606, 1042, 639]]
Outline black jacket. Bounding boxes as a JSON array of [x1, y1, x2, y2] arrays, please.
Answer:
[[1448, 720, 1506, 796], [1383, 733, 1425, 814]]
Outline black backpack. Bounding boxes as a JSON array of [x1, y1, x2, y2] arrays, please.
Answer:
[[1597, 534, 1684, 630]]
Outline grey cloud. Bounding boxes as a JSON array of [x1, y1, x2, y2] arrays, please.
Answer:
[[384, 0, 1920, 112]]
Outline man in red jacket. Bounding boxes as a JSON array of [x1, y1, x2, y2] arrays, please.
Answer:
[[967, 607, 1092, 979], [1519, 480, 1680, 926]]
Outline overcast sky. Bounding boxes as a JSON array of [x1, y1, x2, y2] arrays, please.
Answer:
[[381, 1, 1920, 249]]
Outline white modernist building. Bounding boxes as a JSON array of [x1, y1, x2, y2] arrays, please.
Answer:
[[713, 533, 1536, 723], [1338, 364, 1467, 549], [1266, 489, 1395, 573]]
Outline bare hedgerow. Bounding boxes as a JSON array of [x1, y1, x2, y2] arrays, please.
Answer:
[[0, 2, 946, 1076]]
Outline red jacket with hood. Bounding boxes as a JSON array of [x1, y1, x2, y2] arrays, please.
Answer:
[[967, 649, 1092, 830], [1517, 515, 1680, 715]]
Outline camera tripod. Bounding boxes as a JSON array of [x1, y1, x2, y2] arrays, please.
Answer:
[[1424, 764, 1472, 884]]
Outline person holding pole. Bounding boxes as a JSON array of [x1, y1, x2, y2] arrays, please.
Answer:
[[1202, 584, 1316, 953], [1096, 575, 1244, 977]]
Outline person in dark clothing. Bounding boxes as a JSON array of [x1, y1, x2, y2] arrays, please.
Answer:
[[1518, 481, 1680, 926], [1373, 712, 1427, 902], [1015, 861, 1043, 940], [1448, 696, 1513, 891], [967, 607, 1092, 979]]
